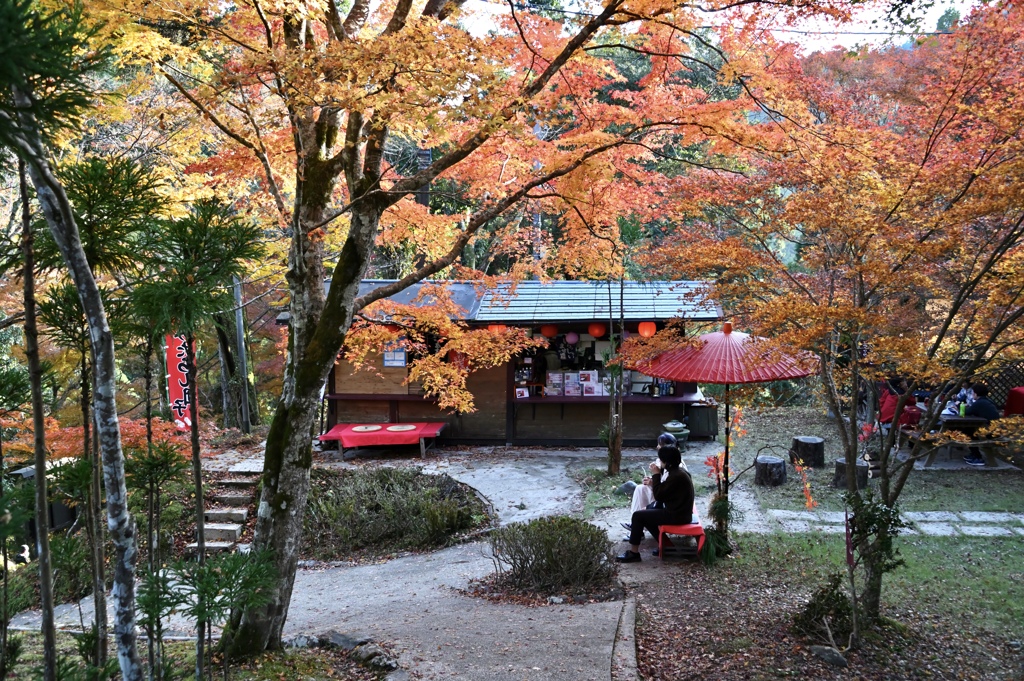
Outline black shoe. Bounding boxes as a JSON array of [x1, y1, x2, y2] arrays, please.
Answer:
[[964, 456, 985, 467], [615, 550, 641, 563], [620, 522, 632, 532], [651, 548, 660, 557]]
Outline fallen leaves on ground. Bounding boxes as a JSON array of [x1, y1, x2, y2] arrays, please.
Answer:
[[634, 559, 1023, 681]]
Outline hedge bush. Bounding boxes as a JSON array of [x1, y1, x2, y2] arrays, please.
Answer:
[[489, 515, 614, 593], [302, 467, 488, 559], [793, 572, 854, 643]]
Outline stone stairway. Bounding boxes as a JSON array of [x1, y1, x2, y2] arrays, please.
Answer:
[[187, 473, 259, 555]]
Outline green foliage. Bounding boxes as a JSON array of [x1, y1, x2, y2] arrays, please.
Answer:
[[51, 457, 92, 506], [793, 573, 854, 644], [845, 489, 907, 575], [49, 534, 92, 604], [70, 624, 119, 678], [125, 442, 190, 563], [0, 634, 22, 678], [0, 0, 108, 146], [133, 199, 265, 338], [303, 468, 488, 559], [700, 526, 731, 567], [489, 515, 614, 593], [708, 492, 742, 528], [5, 561, 38, 617], [176, 550, 276, 630], [34, 652, 118, 681]]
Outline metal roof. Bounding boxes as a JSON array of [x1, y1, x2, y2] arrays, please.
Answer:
[[352, 280, 484, 319], [474, 280, 719, 323], [277, 279, 719, 324]]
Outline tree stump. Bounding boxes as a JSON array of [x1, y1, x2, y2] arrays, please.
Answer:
[[831, 457, 869, 489], [754, 455, 787, 487], [790, 436, 826, 468]]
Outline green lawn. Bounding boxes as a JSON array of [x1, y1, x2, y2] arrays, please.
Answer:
[[732, 406, 1024, 513], [729, 533, 1024, 640]]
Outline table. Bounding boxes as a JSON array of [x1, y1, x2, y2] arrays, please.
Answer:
[[918, 414, 994, 467], [318, 422, 448, 458]]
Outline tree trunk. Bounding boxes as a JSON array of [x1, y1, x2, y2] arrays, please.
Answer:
[[21, 158, 58, 681], [144, 337, 154, 452], [182, 333, 206, 680], [214, 316, 236, 429], [0, 433, 8, 678], [227, 190, 380, 655], [861, 547, 884, 623], [89, 356, 109, 667], [14, 91, 143, 681]]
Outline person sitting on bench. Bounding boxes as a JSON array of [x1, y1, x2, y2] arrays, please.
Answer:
[[616, 445, 694, 563], [622, 432, 688, 523], [963, 382, 1000, 467]]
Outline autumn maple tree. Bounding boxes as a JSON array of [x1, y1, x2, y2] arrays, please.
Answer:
[[647, 0, 1024, 642], [70, 0, 876, 653]]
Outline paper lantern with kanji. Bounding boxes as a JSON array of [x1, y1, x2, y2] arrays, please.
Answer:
[[540, 324, 559, 338], [588, 323, 606, 338], [638, 321, 657, 338]]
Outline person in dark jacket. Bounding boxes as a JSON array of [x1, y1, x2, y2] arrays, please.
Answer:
[[616, 445, 694, 563], [963, 383, 1000, 466]]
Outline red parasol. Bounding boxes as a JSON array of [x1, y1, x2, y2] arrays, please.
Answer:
[[633, 322, 818, 506]]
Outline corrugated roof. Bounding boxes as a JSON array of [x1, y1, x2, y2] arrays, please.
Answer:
[[475, 280, 719, 323], [352, 280, 484, 319], [277, 279, 719, 324]]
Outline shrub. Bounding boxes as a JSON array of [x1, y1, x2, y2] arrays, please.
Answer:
[[302, 468, 488, 559], [793, 573, 854, 644], [489, 515, 614, 593], [49, 534, 92, 604]]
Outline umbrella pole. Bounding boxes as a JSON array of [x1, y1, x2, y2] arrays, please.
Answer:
[[723, 384, 730, 499]]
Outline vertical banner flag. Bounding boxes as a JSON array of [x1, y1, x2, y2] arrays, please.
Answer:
[[166, 334, 195, 431]]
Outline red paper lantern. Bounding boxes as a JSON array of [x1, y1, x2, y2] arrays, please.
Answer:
[[638, 321, 657, 338], [588, 323, 607, 338], [539, 324, 559, 338], [488, 324, 508, 333], [448, 350, 469, 370]]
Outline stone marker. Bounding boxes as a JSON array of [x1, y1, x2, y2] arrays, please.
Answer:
[[810, 645, 848, 668]]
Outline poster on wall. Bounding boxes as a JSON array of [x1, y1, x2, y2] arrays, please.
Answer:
[[383, 342, 407, 367], [166, 334, 195, 431], [515, 387, 530, 399]]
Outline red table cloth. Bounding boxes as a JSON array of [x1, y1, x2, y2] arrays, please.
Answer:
[[318, 422, 447, 447], [1005, 386, 1024, 417]]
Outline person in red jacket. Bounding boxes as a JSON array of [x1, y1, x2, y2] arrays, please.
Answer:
[[879, 377, 921, 428]]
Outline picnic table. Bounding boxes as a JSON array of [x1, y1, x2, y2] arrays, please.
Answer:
[[912, 414, 997, 467], [318, 422, 448, 459]]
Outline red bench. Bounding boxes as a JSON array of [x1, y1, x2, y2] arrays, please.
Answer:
[[658, 504, 705, 560], [318, 422, 447, 458]]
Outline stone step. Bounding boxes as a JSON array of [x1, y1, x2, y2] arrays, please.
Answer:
[[219, 477, 259, 490], [205, 507, 248, 524], [211, 493, 251, 507], [186, 541, 235, 554], [204, 523, 242, 543]]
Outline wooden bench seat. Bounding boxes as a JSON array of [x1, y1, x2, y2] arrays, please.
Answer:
[[318, 422, 447, 458], [658, 504, 704, 560]]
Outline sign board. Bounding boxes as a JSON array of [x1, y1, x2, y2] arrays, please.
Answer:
[[383, 343, 407, 368], [166, 334, 195, 431]]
